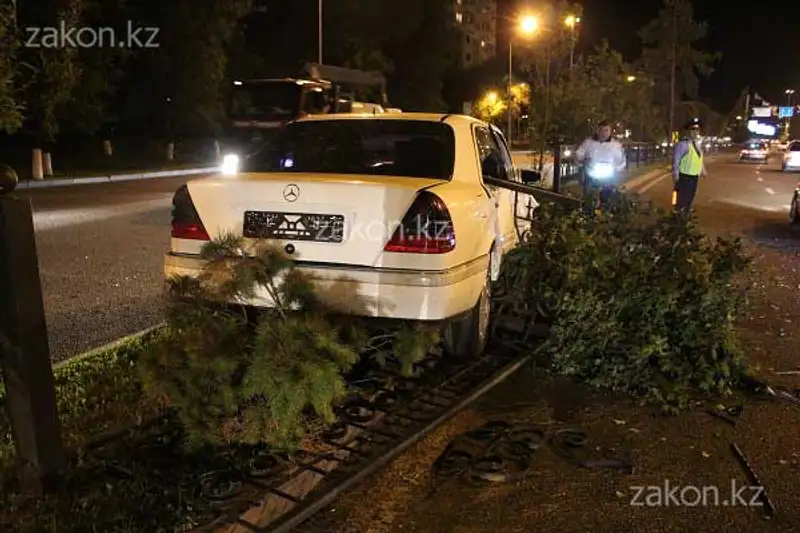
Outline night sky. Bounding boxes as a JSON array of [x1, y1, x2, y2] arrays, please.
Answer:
[[503, 0, 800, 113]]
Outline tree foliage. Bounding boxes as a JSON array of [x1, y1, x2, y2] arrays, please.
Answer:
[[0, 5, 21, 133], [21, 0, 84, 144], [138, 236, 438, 451], [639, 0, 718, 133], [494, 198, 752, 411]]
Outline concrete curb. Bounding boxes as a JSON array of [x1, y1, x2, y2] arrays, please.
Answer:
[[0, 323, 165, 400], [16, 167, 219, 190], [53, 323, 166, 371]]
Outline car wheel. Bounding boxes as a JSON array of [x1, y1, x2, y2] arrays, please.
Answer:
[[443, 266, 491, 358], [791, 194, 800, 225]]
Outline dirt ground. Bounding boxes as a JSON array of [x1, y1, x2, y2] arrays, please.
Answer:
[[298, 203, 800, 533]]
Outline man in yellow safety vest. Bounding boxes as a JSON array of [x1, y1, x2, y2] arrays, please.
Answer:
[[671, 117, 707, 211]]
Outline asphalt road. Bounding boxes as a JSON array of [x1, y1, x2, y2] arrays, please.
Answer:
[[20, 176, 194, 361], [630, 152, 800, 252], [16, 152, 800, 362]]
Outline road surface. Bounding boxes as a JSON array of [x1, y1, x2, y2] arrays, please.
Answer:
[[22, 176, 193, 361], [631, 152, 799, 251], [21, 153, 800, 361]]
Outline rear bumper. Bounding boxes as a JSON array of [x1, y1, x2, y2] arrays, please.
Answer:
[[163, 253, 488, 321]]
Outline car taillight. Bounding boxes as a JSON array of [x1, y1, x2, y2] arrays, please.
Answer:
[[171, 185, 210, 240], [384, 191, 455, 254]]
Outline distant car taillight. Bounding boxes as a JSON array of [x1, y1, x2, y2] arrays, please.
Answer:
[[171, 185, 210, 240], [384, 191, 455, 254]]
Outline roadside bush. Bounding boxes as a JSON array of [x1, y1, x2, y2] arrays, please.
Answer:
[[494, 196, 752, 411], [137, 235, 438, 450]]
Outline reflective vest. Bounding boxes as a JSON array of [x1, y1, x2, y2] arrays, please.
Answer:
[[678, 140, 703, 176]]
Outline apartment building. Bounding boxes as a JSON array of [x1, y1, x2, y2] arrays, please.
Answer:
[[454, 0, 497, 68]]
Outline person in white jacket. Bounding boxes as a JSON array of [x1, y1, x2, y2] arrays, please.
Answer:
[[575, 119, 627, 197]]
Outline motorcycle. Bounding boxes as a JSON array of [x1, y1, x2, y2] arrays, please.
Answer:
[[583, 161, 620, 209]]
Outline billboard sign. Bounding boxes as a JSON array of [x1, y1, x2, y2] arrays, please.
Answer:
[[751, 106, 773, 118], [747, 120, 777, 137]]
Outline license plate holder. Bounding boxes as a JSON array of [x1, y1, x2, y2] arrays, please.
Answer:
[[243, 211, 344, 243]]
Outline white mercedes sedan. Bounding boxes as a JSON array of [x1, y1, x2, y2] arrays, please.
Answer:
[[164, 113, 538, 357]]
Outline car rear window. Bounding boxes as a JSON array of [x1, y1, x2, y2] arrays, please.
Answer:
[[249, 119, 456, 179], [748, 142, 767, 150]]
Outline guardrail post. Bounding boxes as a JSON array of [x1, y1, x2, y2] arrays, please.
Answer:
[[552, 144, 562, 194], [0, 166, 65, 493]]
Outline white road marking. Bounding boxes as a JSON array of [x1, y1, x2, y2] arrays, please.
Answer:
[[765, 187, 775, 195], [636, 172, 670, 193]]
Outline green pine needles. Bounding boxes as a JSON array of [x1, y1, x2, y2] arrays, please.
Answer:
[[138, 235, 438, 451]]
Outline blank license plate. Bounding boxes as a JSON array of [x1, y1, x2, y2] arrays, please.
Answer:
[[243, 211, 344, 243]]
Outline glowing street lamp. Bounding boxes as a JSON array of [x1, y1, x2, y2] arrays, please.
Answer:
[[508, 15, 537, 141], [519, 15, 538, 35], [487, 91, 498, 103], [626, 75, 636, 82], [564, 14, 580, 70]]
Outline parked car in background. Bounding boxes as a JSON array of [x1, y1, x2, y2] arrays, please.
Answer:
[[782, 141, 800, 171], [165, 113, 539, 358], [739, 140, 770, 163]]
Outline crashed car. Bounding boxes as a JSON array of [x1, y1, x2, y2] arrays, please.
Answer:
[[164, 113, 539, 357]]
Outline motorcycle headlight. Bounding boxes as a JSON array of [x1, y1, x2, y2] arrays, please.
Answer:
[[587, 162, 614, 179], [221, 154, 240, 175]]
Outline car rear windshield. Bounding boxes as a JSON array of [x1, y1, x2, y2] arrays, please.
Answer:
[[248, 119, 456, 179], [229, 82, 301, 121], [747, 142, 767, 150]]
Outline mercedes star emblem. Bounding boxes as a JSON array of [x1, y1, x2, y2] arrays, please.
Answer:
[[283, 184, 300, 202]]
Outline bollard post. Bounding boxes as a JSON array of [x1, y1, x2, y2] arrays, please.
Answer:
[[0, 165, 65, 493]]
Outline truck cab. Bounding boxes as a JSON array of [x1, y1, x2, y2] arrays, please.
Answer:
[[222, 64, 388, 160]]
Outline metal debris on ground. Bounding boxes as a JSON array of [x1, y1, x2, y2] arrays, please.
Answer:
[[431, 422, 634, 485], [765, 386, 800, 405], [707, 404, 744, 426], [730, 443, 776, 519]]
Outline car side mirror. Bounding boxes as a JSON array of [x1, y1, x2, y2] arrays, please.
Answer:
[[520, 169, 541, 184]]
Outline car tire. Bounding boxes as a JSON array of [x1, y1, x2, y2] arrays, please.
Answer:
[[443, 266, 491, 359], [791, 194, 800, 225]]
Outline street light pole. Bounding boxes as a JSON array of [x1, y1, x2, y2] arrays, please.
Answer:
[[507, 38, 513, 142], [318, 0, 323, 64]]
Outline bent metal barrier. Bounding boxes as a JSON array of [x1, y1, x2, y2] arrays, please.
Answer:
[[206, 324, 547, 533]]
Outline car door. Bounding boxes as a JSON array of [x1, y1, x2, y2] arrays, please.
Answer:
[[489, 126, 536, 241], [473, 124, 512, 280]]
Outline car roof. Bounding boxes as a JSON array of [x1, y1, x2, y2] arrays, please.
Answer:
[[295, 112, 485, 126]]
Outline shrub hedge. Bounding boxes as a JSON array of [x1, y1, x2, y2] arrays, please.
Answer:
[[493, 195, 752, 411]]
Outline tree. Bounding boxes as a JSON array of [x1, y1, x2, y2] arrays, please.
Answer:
[[0, 5, 21, 134], [59, 0, 129, 155], [20, 0, 85, 178], [638, 0, 718, 138], [121, 0, 248, 158]]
